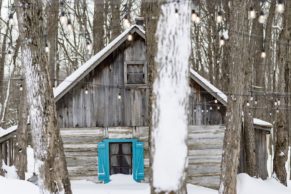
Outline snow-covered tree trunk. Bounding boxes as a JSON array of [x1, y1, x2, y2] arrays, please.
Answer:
[[151, 1, 191, 193], [15, 1, 72, 193], [219, 1, 248, 194]]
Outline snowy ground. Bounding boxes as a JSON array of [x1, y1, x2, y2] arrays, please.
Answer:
[[1, 173, 291, 194]]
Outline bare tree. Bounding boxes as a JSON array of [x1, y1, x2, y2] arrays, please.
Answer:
[[219, 1, 248, 194], [15, 1, 72, 193], [93, 0, 105, 53]]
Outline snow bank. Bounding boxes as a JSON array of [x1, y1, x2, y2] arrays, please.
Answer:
[[2, 163, 18, 179], [0, 176, 39, 194], [237, 173, 291, 194], [71, 174, 149, 194]]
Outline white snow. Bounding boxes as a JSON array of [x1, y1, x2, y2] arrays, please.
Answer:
[[0, 125, 17, 138], [152, 1, 191, 192], [1, 174, 291, 194], [54, 25, 145, 100], [25, 146, 35, 180], [2, 163, 18, 179], [253, 118, 273, 128]]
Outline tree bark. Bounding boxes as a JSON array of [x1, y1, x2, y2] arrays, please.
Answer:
[[110, 0, 121, 40], [219, 1, 248, 194], [14, 82, 28, 180], [142, 0, 159, 193], [273, 0, 291, 185], [16, 1, 72, 193], [47, 0, 59, 87], [93, 0, 105, 53]]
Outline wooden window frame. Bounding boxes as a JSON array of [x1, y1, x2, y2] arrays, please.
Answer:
[[124, 60, 147, 86]]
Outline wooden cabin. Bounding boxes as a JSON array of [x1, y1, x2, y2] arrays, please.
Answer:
[[53, 25, 272, 188]]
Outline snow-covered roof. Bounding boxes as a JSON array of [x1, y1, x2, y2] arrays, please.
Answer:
[[54, 25, 271, 129], [189, 69, 272, 129], [54, 25, 145, 101], [0, 125, 17, 139]]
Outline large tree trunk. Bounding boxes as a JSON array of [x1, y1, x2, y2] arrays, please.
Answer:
[[47, 0, 59, 87], [93, 0, 105, 53], [273, 0, 291, 185], [110, 0, 121, 40], [141, 0, 159, 193], [151, 1, 191, 193], [16, 1, 72, 193], [14, 82, 28, 180], [219, 1, 248, 194]]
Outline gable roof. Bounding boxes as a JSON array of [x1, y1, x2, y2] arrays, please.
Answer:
[[54, 25, 272, 129], [189, 69, 272, 129], [54, 25, 145, 101]]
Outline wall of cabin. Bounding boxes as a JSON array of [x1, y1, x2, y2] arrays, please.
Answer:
[[56, 37, 149, 128]]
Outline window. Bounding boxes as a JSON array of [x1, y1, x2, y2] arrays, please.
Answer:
[[125, 62, 146, 85], [109, 142, 132, 175], [98, 139, 144, 183]]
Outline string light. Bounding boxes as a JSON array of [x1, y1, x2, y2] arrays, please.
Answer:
[[214, 99, 218, 103], [67, 19, 73, 32], [19, 84, 23, 91], [219, 36, 225, 47], [246, 101, 250, 106], [9, 13, 13, 24], [217, 106, 220, 110], [191, 10, 197, 22], [45, 43, 49, 53], [260, 49, 266, 58], [60, 11, 67, 25], [118, 93, 122, 100], [248, 7, 256, 20], [86, 41, 92, 52], [216, 11, 223, 24], [276, 0, 284, 13], [85, 87, 88, 94], [127, 34, 133, 41], [209, 106, 213, 110], [258, 11, 265, 24]]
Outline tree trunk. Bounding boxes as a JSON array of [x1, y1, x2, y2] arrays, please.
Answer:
[[93, 0, 105, 53], [47, 0, 59, 87], [110, 0, 121, 40], [14, 82, 28, 180], [151, 1, 191, 193], [273, 0, 291, 185], [219, 1, 248, 194], [16, 1, 72, 193], [142, 0, 159, 193]]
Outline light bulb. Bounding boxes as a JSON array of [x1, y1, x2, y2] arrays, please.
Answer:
[[67, 19, 73, 32], [60, 11, 67, 25], [209, 106, 213, 110], [246, 101, 250, 106], [191, 10, 197, 22], [127, 34, 133, 41], [276, 1, 284, 13], [248, 7, 256, 19], [219, 36, 225, 47], [118, 93, 122, 100], [258, 11, 265, 24], [261, 49, 266, 58], [216, 11, 223, 23], [85, 88, 88, 94], [86, 41, 92, 52], [19, 84, 23, 91], [45, 43, 49, 53], [217, 106, 220, 110], [214, 99, 218, 103]]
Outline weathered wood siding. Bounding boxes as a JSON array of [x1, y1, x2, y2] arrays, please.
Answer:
[[61, 127, 150, 182], [188, 81, 226, 125], [57, 37, 148, 128], [187, 125, 224, 189]]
